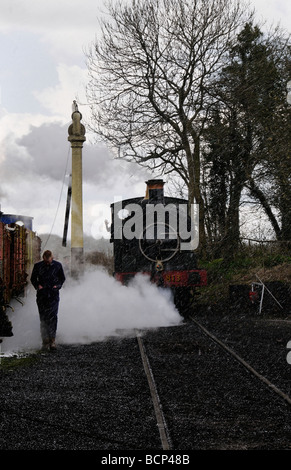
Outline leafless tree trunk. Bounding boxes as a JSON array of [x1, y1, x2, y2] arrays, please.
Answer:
[[86, 0, 252, 251]]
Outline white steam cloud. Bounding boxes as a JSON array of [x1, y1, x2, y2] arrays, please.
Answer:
[[1, 269, 182, 354]]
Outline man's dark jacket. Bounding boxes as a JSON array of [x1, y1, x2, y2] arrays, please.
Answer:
[[31, 260, 66, 295]]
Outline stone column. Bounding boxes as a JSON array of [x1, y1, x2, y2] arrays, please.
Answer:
[[68, 102, 86, 278]]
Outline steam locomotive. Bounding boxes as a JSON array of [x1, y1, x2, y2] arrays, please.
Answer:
[[110, 180, 207, 314], [0, 213, 41, 336]]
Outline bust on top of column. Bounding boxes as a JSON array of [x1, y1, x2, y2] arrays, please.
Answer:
[[68, 100, 86, 146]]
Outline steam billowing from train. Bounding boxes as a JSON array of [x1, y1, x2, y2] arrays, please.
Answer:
[[2, 268, 182, 353], [58, 269, 182, 344]]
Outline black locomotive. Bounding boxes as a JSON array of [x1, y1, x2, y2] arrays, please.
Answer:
[[110, 179, 207, 314]]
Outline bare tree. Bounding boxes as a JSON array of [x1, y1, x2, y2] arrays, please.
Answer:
[[86, 0, 252, 250]]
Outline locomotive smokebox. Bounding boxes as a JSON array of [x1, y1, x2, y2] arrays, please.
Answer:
[[145, 179, 165, 203]]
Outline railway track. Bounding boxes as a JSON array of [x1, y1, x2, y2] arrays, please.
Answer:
[[189, 316, 291, 407], [137, 317, 291, 449], [1, 317, 290, 450], [136, 331, 172, 450]]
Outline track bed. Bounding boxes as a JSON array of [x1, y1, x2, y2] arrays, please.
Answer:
[[0, 312, 291, 450]]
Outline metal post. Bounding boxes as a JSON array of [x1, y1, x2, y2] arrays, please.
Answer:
[[259, 284, 265, 315], [62, 174, 72, 248], [255, 274, 284, 314]]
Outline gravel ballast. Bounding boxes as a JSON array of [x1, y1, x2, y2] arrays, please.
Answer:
[[0, 311, 291, 450]]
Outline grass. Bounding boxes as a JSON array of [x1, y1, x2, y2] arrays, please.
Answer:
[[0, 354, 39, 372], [198, 246, 291, 304]]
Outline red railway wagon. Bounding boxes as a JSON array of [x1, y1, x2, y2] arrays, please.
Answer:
[[0, 223, 11, 305], [0, 222, 41, 337], [10, 225, 27, 297]]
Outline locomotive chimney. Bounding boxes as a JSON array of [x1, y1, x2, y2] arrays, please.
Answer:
[[145, 179, 165, 203]]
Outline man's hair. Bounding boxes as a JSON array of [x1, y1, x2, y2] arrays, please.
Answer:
[[42, 250, 53, 260]]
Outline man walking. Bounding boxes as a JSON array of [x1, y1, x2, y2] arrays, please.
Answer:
[[31, 250, 66, 351]]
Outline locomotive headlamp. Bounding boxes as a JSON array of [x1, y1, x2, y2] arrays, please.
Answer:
[[156, 261, 164, 272]]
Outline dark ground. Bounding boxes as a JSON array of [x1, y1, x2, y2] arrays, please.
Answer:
[[0, 339, 161, 450], [143, 315, 291, 450], [0, 308, 291, 451]]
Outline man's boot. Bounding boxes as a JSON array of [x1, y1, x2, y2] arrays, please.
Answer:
[[41, 339, 50, 351], [50, 338, 57, 351]]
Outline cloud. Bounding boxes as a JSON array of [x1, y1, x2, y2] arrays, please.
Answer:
[[0, 0, 105, 64], [0, 0, 288, 67], [33, 64, 89, 120], [0, 120, 113, 184], [250, 0, 291, 31], [0, 118, 151, 237], [0, 31, 59, 114], [17, 123, 72, 181], [15, 121, 148, 187], [0, 0, 104, 33], [0, 106, 66, 142]]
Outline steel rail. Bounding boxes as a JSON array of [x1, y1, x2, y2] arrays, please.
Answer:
[[190, 316, 291, 407], [136, 332, 172, 450]]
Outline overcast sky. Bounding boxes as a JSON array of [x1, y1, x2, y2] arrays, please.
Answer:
[[0, 0, 290, 240]]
